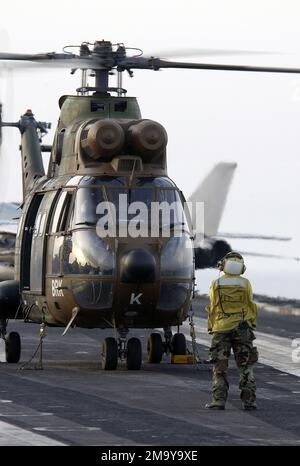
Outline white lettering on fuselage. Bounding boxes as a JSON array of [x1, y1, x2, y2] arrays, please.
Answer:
[[130, 293, 143, 305], [52, 279, 64, 298]]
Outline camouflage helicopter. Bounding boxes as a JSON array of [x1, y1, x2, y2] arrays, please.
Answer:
[[0, 40, 299, 370]]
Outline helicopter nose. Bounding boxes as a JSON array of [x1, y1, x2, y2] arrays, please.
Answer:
[[120, 248, 156, 283]]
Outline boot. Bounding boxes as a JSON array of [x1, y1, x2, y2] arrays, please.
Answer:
[[243, 403, 257, 411], [205, 401, 225, 410]]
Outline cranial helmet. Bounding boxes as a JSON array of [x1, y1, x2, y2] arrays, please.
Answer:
[[217, 251, 246, 275]]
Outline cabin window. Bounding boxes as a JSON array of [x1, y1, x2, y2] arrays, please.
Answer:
[[50, 192, 67, 233], [38, 213, 47, 236], [32, 211, 48, 237], [50, 191, 73, 233], [29, 190, 57, 293], [33, 213, 42, 237], [58, 193, 72, 232]]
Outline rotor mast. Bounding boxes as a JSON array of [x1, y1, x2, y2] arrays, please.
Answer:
[[77, 40, 127, 96]]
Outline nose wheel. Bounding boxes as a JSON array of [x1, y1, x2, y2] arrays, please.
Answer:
[[126, 337, 142, 370], [171, 332, 187, 356], [101, 330, 142, 370], [147, 332, 164, 363]]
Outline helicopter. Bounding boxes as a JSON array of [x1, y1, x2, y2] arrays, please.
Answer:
[[0, 40, 299, 370]]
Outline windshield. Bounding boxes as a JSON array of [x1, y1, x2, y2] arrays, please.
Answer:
[[63, 231, 114, 275], [74, 188, 105, 226], [73, 186, 189, 235]]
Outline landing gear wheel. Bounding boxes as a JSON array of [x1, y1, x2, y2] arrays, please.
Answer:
[[172, 333, 187, 355], [101, 337, 118, 370], [5, 332, 21, 363], [126, 337, 142, 370], [147, 332, 163, 363]]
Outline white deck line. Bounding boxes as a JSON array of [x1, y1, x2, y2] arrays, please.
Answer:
[[0, 419, 65, 446]]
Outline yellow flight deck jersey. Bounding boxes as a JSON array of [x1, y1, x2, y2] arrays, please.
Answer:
[[205, 274, 257, 333]]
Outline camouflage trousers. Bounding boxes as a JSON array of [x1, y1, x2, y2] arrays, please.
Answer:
[[209, 323, 259, 406]]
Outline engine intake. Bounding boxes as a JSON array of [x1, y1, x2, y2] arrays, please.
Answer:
[[127, 120, 168, 157], [81, 120, 125, 160]]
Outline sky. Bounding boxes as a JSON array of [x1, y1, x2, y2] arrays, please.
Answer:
[[0, 0, 299, 296]]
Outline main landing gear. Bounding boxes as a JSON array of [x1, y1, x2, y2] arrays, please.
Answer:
[[101, 327, 142, 371], [0, 319, 21, 363], [147, 326, 187, 364], [101, 326, 187, 370]]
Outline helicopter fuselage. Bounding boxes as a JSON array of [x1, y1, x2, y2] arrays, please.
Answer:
[[12, 95, 195, 331]]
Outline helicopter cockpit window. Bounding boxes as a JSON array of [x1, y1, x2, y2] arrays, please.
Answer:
[[63, 231, 114, 276], [156, 189, 189, 233], [79, 176, 125, 186], [74, 188, 105, 226], [106, 187, 153, 226], [134, 177, 176, 188], [160, 233, 194, 278], [72, 179, 188, 234]]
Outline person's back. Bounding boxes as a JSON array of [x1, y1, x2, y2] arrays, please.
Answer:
[[205, 252, 258, 410]]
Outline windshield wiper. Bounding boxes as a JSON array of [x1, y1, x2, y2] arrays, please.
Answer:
[[75, 221, 96, 226]]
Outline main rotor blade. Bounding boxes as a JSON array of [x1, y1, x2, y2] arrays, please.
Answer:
[[149, 59, 300, 74], [1, 50, 300, 75], [143, 48, 277, 59], [0, 53, 105, 69]]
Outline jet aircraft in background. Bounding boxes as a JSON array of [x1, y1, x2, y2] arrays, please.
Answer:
[[189, 162, 292, 268]]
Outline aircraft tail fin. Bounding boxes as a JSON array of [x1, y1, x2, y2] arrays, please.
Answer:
[[188, 162, 237, 238]]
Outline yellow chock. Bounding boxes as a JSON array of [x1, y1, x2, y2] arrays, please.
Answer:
[[171, 354, 196, 364]]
